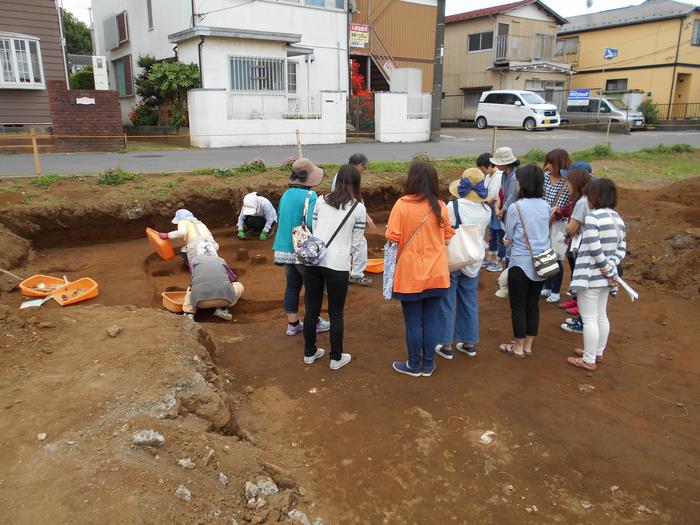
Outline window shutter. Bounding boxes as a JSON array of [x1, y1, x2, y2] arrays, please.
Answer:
[[124, 55, 133, 95], [116, 11, 129, 44]]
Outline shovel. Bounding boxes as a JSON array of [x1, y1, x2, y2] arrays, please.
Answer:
[[0, 267, 23, 292], [19, 276, 69, 309]]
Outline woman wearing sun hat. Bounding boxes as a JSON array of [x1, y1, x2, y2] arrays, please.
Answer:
[[435, 168, 492, 361], [159, 209, 219, 268], [492, 147, 520, 232], [273, 158, 331, 338]]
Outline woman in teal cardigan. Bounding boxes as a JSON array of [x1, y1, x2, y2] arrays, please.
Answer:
[[272, 158, 330, 337]]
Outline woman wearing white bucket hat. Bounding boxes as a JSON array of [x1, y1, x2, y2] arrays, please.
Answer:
[[492, 147, 520, 233], [159, 209, 219, 268]]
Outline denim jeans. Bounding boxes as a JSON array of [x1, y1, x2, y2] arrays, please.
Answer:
[[283, 263, 305, 314], [488, 228, 506, 259], [303, 266, 349, 361], [400, 296, 442, 370], [544, 260, 564, 294], [436, 271, 480, 346]]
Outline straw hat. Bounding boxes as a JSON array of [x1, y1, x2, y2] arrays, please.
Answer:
[[490, 147, 518, 167], [449, 167, 488, 203], [290, 158, 324, 187]]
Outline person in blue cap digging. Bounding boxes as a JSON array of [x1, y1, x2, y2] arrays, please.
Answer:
[[159, 209, 219, 268]]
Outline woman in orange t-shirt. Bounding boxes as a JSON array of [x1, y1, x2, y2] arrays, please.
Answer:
[[386, 162, 454, 378]]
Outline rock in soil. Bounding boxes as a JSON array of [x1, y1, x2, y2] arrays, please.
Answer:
[[250, 254, 267, 265], [236, 248, 250, 261], [132, 429, 165, 447], [288, 509, 311, 525], [36, 433, 47, 441], [255, 476, 279, 496], [178, 458, 195, 469], [218, 472, 229, 486], [107, 325, 122, 338], [175, 485, 191, 501]]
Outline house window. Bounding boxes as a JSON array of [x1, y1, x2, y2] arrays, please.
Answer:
[[606, 78, 628, 91], [116, 11, 129, 44], [112, 55, 133, 97], [692, 21, 700, 46], [304, 0, 345, 8], [287, 61, 297, 93], [147, 0, 153, 30], [230, 56, 286, 92], [0, 36, 44, 89], [468, 31, 493, 52]]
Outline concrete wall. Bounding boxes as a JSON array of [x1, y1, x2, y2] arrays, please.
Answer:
[[187, 89, 346, 148], [375, 92, 430, 143], [92, 0, 348, 124]]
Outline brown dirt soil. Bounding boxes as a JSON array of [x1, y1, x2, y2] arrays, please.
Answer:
[[0, 176, 699, 524]]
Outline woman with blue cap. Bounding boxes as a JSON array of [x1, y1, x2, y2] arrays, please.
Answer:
[[435, 168, 491, 361], [159, 209, 219, 268]]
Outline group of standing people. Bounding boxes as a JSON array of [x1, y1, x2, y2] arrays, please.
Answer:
[[162, 146, 627, 377]]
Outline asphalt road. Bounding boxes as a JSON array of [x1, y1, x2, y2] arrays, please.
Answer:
[[2, 128, 700, 177]]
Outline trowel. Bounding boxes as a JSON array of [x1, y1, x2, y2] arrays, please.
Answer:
[[19, 276, 69, 309]]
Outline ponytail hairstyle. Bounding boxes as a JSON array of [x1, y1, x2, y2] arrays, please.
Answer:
[[404, 161, 443, 225]]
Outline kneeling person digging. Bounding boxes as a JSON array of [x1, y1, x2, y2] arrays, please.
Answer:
[[183, 254, 244, 321], [237, 192, 277, 240]]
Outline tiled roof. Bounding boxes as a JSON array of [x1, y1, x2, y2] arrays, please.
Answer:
[[446, 0, 567, 25], [559, 0, 699, 34]]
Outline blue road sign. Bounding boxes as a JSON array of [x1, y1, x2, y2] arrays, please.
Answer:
[[604, 48, 618, 60]]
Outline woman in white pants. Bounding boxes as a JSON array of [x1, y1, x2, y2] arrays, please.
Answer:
[[567, 179, 626, 371]]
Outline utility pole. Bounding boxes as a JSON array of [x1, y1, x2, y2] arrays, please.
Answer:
[[430, 0, 446, 142]]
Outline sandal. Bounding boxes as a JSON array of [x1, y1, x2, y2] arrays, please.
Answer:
[[566, 356, 597, 370], [499, 343, 526, 359], [573, 348, 603, 363]]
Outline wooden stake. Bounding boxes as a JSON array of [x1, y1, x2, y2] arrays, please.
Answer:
[[31, 128, 41, 177], [606, 119, 612, 145], [296, 128, 302, 159], [491, 126, 498, 155], [124, 133, 128, 149]]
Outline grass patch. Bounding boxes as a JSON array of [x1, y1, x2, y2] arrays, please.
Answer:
[[31, 174, 64, 187], [97, 167, 137, 186], [523, 148, 545, 163]]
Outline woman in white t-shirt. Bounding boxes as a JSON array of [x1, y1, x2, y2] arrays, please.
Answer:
[[435, 168, 492, 360], [302, 164, 366, 371]]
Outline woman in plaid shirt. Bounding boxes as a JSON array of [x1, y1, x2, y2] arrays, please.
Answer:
[[541, 149, 572, 304]]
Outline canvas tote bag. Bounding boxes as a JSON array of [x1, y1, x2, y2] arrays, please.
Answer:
[[446, 200, 483, 272]]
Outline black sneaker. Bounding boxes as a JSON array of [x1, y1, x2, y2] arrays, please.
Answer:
[[560, 318, 583, 334]]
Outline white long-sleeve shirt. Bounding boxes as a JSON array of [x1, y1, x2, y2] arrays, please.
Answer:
[[236, 196, 277, 232], [311, 196, 366, 272]]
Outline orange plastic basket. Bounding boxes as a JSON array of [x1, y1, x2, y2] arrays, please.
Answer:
[[162, 291, 186, 313], [19, 275, 67, 297], [52, 277, 99, 306], [365, 258, 384, 274], [146, 227, 175, 261]]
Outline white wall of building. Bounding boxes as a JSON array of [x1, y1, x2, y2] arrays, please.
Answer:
[[91, 0, 349, 125], [375, 92, 430, 143], [188, 89, 346, 147]]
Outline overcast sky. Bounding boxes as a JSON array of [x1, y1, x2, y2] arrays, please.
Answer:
[[61, 0, 700, 25]]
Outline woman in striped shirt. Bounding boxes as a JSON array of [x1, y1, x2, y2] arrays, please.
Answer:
[[541, 149, 572, 304], [567, 179, 626, 371]]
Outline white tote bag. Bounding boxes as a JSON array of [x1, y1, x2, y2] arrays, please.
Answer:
[[446, 200, 483, 272]]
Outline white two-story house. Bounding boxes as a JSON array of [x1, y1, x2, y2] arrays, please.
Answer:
[[92, 0, 348, 147]]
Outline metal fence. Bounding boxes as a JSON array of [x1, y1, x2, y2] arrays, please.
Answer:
[[654, 103, 700, 120], [226, 92, 321, 120], [407, 94, 431, 119]]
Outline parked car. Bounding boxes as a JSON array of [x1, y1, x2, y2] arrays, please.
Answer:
[[560, 97, 645, 129], [475, 90, 560, 131]]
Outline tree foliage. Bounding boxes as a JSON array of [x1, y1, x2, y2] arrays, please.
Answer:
[[147, 62, 200, 104], [61, 9, 92, 55]]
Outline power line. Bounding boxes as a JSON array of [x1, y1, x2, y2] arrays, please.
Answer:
[[195, 0, 257, 22], [576, 39, 692, 71]]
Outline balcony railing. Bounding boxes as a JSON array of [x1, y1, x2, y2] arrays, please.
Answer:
[[226, 92, 321, 120], [494, 34, 578, 64]]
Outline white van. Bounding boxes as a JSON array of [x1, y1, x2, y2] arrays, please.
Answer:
[[560, 97, 645, 129], [475, 90, 560, 131]]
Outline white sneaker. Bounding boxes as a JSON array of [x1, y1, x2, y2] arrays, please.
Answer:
[[213, 307, 232, 320], [304, 348, 325, 365], [540, 289, 551, 298], [546, 293, 561, 304], [330, 353, 351, 370]]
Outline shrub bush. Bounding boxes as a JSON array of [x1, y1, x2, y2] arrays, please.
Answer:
[[671, 143, 694, 153], [411, 152, 432, 163], [129, 102, 159, 126], [31, 174, 64, 187], [280, 155, 297, 169], [639, 99, 659, 125], [69, 67, 94, 90], [524, 148, 545, 163], [97, 167, 136, 185]]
